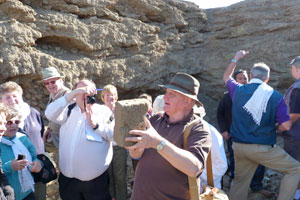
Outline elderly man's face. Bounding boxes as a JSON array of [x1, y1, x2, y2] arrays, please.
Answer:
[[0, 112, 7, 139], [44, 78, 63, 95], [75, 80, 96, 110], [1, 91, 22, 109], [163, 89, 187, 116]]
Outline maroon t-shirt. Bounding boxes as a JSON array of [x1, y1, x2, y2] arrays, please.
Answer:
[[131, 111, 211, 200]]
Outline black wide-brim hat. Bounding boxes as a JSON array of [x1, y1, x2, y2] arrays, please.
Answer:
[[159, 72, 203, 107]]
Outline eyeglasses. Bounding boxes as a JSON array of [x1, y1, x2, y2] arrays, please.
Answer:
[[44, 80, 57, 86], [6, 120, 21, 125]]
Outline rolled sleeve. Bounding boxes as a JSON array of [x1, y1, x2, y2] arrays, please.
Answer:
[[276, 97, 290, 125]]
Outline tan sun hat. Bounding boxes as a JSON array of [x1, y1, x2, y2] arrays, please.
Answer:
[[42, 67, 63, 81], [159, 72, 203, 106]]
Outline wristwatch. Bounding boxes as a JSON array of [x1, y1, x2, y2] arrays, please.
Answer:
[[156, 140, 166, 151], [231, 58, 237, 63]]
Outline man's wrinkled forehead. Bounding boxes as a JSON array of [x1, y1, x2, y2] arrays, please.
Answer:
[[75, 80, 95, 88]]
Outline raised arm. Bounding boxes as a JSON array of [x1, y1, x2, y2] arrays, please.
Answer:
[[45, 84, 96, 123], [223, 50, 249, 83]]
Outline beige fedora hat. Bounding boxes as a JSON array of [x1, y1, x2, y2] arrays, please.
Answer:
[[159, 72, 203, 106], [42, 67, 63, 81]]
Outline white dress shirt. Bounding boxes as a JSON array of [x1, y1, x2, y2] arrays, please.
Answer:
[[201, 123, 228, 190], [45, 96, 114, 181]]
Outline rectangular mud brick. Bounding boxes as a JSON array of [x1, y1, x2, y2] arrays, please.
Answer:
[[114, 98, 149, 147]]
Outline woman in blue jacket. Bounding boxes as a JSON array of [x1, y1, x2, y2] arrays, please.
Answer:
[[0, 107, 42, 200]]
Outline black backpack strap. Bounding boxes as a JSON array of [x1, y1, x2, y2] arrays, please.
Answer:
[[67, 103, 76, 118]]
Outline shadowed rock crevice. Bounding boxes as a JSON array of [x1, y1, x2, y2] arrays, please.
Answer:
[[35, 36, 92, 60]]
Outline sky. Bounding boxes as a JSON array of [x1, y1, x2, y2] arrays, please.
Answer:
[[183, 0, 244, 9]]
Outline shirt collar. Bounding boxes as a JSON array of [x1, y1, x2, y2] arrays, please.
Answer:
[[162, 110, 195, 125]]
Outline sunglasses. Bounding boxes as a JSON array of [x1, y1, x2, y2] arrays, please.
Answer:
[[6, 120, 21, 125], [44, 80, 57, 86]]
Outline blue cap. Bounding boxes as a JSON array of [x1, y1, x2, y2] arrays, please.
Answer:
[[290, 56, 300, 68]]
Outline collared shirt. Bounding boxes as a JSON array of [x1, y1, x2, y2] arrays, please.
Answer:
[[131, 111, 211, 200], [45, 96, 114, 181]]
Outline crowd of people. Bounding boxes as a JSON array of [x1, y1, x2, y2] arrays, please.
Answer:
[[0, 50, 300, 200]]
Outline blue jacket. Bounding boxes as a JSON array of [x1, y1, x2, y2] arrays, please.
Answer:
[[231, 83, 282, 145], [0, 132, 38, 200]]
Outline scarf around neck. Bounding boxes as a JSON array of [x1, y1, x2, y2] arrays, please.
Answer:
[[243, 78, 274, 126], [1, 132, 35, 193]]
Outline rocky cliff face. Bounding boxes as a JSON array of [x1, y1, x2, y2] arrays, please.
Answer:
[[0, 0, 297, 124]]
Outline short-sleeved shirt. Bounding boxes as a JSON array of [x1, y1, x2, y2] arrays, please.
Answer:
[[131, 111, 211, 200]]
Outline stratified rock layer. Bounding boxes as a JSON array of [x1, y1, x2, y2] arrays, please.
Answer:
[[0, 0, 297, 125]]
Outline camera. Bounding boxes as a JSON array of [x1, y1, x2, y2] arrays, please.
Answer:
[[87, 95, 96, 104], [17, 154, 26, 160]]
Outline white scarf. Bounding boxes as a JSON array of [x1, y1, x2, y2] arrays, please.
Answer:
[[1, 132, 35, 193], [243, 78, 274, 126]]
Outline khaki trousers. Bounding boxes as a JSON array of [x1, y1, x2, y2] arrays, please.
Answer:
[[229, 142, 300, 200]]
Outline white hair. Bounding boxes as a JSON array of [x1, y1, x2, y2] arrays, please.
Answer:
[[250, 63, 270, 81], [152, 95, 165, 114]]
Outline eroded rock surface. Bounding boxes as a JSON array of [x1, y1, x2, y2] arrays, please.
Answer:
[[0, 0, 297, 125]]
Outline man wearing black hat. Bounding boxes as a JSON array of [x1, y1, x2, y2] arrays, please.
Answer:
[[283, 57, 300, 200], [126, 72, 211, 200]]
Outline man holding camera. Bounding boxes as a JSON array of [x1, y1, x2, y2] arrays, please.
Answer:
[[45, 79, 114, 200]]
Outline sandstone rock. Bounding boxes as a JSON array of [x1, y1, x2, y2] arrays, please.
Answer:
[[114, 98, 148, 147], [0, 0, 36, 22], [0, 0, 298, 127]]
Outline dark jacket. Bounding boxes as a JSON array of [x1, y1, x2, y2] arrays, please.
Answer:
[[217, 92, 232, 133]]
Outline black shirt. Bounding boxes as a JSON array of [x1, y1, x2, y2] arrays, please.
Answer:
[[217, 92, 232, 133]]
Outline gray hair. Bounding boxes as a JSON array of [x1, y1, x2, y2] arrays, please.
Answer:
[[250, 63, 270, 81]]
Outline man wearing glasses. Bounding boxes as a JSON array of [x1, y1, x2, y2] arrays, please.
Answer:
[[42, 67, 70, 148]]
